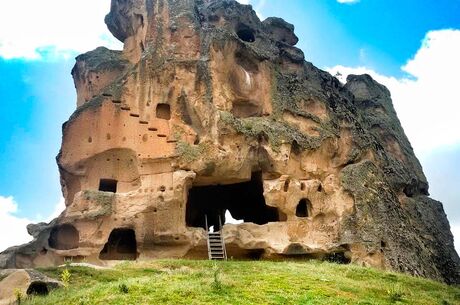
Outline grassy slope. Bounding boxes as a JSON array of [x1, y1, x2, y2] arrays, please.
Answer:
[[24, 260, 459, 305]]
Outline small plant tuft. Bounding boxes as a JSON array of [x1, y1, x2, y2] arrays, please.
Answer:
[[60, 268, 71, 289], [387, 284, 405, 302], [14, 288, 24, 304], [118, 282, 129, 294], [211, 262, 222, 291], [78, 296, 90, 305], [64, 257, 73, 267]]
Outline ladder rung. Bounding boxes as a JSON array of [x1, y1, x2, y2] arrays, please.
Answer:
[[205, 215, 227, 260]]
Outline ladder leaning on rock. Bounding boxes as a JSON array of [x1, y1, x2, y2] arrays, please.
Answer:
[[205, 215, 227, 260]]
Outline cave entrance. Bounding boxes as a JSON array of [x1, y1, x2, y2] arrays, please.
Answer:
[[99, 228, 137, 260], [186, 172, 280, 231], [27, 282, 49, 296], [48, 224, 79, 250], [236, 24, 256, 43], [156, 103, 171, 120]]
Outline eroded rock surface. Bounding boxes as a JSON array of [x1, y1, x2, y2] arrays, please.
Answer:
[[1, 0, 458, 284], [0, 270, 61, 304]]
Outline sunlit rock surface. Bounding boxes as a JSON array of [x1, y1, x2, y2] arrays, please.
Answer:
[[1, 0, 458, 284]]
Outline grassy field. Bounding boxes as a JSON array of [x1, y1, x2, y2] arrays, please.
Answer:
[[22, 259, 459, 305]]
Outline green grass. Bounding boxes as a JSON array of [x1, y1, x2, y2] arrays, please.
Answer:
[[23, 260, 459, 305]]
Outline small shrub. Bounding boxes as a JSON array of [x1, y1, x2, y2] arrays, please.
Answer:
[[387, 284, 405, 302], [61, 268, 71, 289], [118, 282, 129, 294], [64, 257, 73, 267], [211, 263, 222, 291], [14, 288, 24, 304]]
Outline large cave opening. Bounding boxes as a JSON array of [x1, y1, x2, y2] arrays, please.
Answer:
[[99, 228, 137, 260], [186, 172, 280, 231], [236, 24, 256, 43], [48, 224, 79, 250]]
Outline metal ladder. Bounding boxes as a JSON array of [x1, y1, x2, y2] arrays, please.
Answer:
[[205, 215, 227, 260]]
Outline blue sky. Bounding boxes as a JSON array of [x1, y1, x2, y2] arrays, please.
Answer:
[[0, 0, 459, 252]]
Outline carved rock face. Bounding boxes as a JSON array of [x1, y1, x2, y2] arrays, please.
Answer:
[[1, 0, 458, 284]]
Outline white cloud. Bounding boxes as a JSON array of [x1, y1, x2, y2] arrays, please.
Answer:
[[46, 197, 66, 221], [452, 225, 460, 255], [0, 0, 121, 60], [0, 196, 65, 252], [327, 29, 460, 255], [337, 0, 360, 4], [327, 29, 460, 155], [0, 196, 33, 252], [236, 0, 265, 19]]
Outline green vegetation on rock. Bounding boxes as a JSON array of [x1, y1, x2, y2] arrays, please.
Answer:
[[176, 141, 209, 162], [219, 111, 322, 151], [23, 260, 459, 305]]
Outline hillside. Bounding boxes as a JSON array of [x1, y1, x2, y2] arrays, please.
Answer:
[[22, 260, 459, 305]]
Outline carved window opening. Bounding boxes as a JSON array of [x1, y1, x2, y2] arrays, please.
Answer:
[[48, 224, 79, 250], [99, 179, 117, 193], [186, 172, 281, 231], [156, 103, 171, 120], [296, 199, 310, 218], [99, 228, 137, 260], [283, 179, 290, 192]]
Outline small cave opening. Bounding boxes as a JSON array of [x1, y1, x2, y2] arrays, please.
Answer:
[[99, 179, 118, 193], [156, 103, 171, 120], [236, 26, 256, 43], [186, 172, 281, 231], [226, 244, 265, 260], [48, 224, 79, 250], [27, 282, 49, 296], [296, 199, 310, 218], [324, 252, 351, 264], [99, 228, 137, 260]]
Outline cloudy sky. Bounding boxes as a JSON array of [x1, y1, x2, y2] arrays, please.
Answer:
[[0, 0, 459, 253]]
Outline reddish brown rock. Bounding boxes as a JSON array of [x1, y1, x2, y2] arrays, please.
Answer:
[[1, 0, 458, 284]]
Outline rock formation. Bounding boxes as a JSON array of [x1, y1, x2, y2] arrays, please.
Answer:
[[0, 269, 61, 304], [1, 0, 459, 284]]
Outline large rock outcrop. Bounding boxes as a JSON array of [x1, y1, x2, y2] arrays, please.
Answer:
[[1, 0, 458, 284]]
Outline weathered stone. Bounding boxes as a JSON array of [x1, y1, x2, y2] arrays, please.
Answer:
[[1, 0, 458, 284], [0, 270, 61, 304]]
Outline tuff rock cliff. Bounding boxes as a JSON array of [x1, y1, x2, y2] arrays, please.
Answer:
[[1, 0, 458, 284]]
